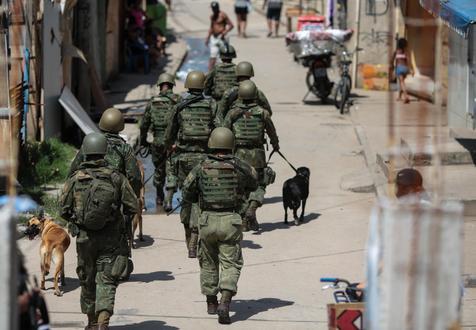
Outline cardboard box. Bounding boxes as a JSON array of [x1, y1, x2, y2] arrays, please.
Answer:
[[327, 303, 365, 330]]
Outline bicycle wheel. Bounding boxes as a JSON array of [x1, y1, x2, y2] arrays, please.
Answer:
[[334, 80, 343, 109], [339, 76, 351, 114]]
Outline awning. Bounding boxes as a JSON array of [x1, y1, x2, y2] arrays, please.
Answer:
[[420, 0, 476, 38]]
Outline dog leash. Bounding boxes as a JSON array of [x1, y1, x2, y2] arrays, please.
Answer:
[[267, 149, 298, 173]]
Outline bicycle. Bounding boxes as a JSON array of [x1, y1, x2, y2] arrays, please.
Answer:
[[334, 46, 362, 114], [320, 277, 364, 303]]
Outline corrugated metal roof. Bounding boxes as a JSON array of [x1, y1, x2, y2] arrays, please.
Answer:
[[420, 0, 476, 38]]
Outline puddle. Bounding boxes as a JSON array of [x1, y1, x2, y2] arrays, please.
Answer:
[[139, 153, 181, 215], [176, 37, 210, 80]]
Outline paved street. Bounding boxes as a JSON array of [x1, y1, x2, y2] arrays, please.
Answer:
[[16, 0, 476, 329]]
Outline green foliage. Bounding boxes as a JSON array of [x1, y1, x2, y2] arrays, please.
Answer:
[[41, 194, 66, 226], [18, 138, 76, 200]]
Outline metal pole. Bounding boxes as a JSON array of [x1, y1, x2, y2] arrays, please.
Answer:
[[0, 1, 18, 329], [352, 0, 361, 89]]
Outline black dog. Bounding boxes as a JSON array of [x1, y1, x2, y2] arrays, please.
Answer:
[[283, 167, 310, 225]]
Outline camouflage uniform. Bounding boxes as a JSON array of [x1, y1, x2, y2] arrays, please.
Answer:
[[204, 63, 238, 101], [223, 102, 279, 227], [164, 92, 218, 251], [60, 159, 138, 321], [217, 86, 271, 123], [140, 90, 181, 202], [182, 154, 257, 297], [69, 133, 142, 197]]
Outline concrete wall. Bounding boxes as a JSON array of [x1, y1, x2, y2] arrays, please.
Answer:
[[448, 27, 475, 129], [347, 0, 394, 89]]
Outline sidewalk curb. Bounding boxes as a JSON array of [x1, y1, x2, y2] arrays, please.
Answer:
[[349, 107, 388, 199], [164, 37, 189, 77]]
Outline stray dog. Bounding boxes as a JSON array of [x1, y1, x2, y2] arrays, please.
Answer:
[[25, 214, 70, 296], [131, 159, 145, 248], [282, 167, 310, 226]]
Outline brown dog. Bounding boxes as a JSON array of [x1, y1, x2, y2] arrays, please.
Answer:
[[25, 216, 70, 296], [131, 159, 145, 248]]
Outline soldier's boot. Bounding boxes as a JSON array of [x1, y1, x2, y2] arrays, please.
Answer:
[[217, 290, 233, 324], [206, 295, 219, 315], [163, 189, 174, 212], [188, 228, 199, 258], [156, 189, 165, 214], [97, 311, 111, 330], [184, 225, 192, 254], [84, 313, 96, 330], [245, 201, 260, 232], [241, 218, 250, 232]]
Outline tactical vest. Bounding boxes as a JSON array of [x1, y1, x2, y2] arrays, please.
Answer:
[[150, 94, 177, 142], [199, 159, 239, 210], [232, 105, 265, 147], [213, 63, 238, 99], [178, 99, 213, 143], [73, 168, 119, 231], [105, 137, 126, 175]]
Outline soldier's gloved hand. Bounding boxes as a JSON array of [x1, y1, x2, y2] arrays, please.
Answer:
[[273, 144, 280, 152]]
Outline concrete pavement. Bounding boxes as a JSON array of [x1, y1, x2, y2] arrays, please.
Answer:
[[17, 0, 476, 328]]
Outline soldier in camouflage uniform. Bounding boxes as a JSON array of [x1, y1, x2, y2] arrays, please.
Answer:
[[69, 108, 142, 198], [223, 80, 279, 231], [217, 61, 272, 123], [182, 127, 257, 324], [204, 44, 238, 102], [60, 133, 138, 329], [164, 71, 218, 258], [140, 73, 181, 210]]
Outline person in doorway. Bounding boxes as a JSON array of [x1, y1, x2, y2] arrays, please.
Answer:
[[392, 38, 414, 104], [234, 0, 250, 38], [262, 0, 283, 38], [205, 1, 234, 70]]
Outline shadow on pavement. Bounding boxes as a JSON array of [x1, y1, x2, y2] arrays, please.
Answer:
[[47, 276, 80, 294], [257, 212, 321, 234], [263, 196, 283, 204], [111, 320, 178, 329], [129, 271, 175, 283], [133, 234, 155, 248], [241, 239, 262, 249], [232, 298, 294, 322]]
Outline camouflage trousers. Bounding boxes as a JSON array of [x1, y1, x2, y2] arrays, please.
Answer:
[[150, 144, 167, 200], [167, 151, 207, 228], [235, 147, 276, 208], [198, 211, 243, 295], [76, 231, 128, 316]]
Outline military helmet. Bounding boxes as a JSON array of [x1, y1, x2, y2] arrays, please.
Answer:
[[208, 127, 235, 150], [238, 80, 257, 100], [184, 71, 206, 90], [236, 61, 254, 78], [99, 108, 124, 133], [219, 44, 237, 60], [157, 73, 176, 86], [82, 132, 108, 155]]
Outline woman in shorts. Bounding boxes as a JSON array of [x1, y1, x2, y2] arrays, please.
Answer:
[[235, 0, 249, 38], [393, 38, 414, 104], [263, 0, 283, 37]]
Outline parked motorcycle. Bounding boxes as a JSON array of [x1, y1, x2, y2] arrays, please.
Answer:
[[301, 49, 335, 103]]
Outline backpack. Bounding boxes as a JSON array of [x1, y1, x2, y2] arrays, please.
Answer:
[[73, 168, 119, 231]]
